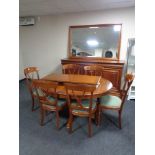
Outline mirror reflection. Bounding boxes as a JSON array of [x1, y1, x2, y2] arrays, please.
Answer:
[[69, 24, 122, 59]]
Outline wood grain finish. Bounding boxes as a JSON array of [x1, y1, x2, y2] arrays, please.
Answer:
[[32, 79, 67, 129], [84, 65, 104, 76], [99, 74, 134, 129], [41, 73, 113, 133], [42, 74, 113, 98], [61, 58, 124, 90], [24, 67, 40, 111], [62, 64, 81, 74], [64, 83, 97, 137], [43, 73, 101, 86]]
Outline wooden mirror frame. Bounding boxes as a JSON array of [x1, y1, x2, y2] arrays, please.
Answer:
[[68, 24, 122, 60]]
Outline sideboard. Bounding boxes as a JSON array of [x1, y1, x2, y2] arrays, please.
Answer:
[[61, 58, 125, 92]]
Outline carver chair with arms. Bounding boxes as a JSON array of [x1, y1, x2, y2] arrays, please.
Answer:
[[32, 79, 67, 129], [24, 67, 40, 111], [64, 83, 97, 137], [99, 74, 134, 129]]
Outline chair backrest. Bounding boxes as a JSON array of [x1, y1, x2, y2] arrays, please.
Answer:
[[84, 65, 104, 77], [62, 64, 80, 74], [24, 67, 40, 93], [32, 79, 58, 105], [64, 83, 96, 112], [120, 73, 134, 110], [24, 67, 39, 79]]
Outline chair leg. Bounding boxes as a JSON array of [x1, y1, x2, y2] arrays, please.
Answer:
[[96, 98, 101, 126], [118, 111, 122, 129], [88, 116, 92, 137], [95, 110, 98, 126], [98, 107, 102, 126], [31, 96, 35, 111], [69, 113, 73, 133], [56, 111, 60, 129], [40, 108, 45, 126]]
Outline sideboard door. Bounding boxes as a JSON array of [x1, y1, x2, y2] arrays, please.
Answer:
[[102, 69, 121, 90]]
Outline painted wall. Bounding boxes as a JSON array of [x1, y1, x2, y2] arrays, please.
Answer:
[[19, 41, 25, 79], [19, 7, 135, 79]]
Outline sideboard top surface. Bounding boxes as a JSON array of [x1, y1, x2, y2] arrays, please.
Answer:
[[61, 58, 125, 65]]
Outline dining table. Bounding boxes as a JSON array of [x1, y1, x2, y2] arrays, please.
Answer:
[[42, 73, 113, 127], [42, 73, 113, 97]]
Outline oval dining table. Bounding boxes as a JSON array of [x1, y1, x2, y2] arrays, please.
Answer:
[[42, 73, 113, 96], [42, 73, 113, 127]]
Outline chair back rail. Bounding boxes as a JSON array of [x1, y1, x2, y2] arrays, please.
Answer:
[[24, 67, 40, 93], [120, 74, 134, 111], [62, 64, 81, 74], [64, 83, 96, 112], [32, 79, 59, 106], [84, 65, 104, 77]]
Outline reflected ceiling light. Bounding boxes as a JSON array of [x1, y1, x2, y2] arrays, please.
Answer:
[[113, 25, 121, 32], [87, 40, 99, 46], [89, 27, 99, 29]]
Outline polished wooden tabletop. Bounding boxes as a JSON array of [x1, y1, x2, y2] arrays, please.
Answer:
[[42, 73, 113, 97], [43, 73, 101, 85]]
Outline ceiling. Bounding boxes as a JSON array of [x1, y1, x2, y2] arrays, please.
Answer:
[[19, 0, 135, 16]]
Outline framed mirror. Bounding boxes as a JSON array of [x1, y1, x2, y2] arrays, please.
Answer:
[[68, 24, 122, 60]]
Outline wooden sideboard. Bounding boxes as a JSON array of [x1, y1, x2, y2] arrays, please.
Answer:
[[61, 58, 125, 91]]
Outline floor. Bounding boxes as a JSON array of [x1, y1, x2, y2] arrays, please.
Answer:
[[19, 80, 135, 155]]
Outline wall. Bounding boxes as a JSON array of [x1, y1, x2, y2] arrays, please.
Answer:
[[19, 7, 135, 79], [19, 39, 25, 80]]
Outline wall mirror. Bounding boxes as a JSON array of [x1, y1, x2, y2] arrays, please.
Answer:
[[68, 24, 122, 60]]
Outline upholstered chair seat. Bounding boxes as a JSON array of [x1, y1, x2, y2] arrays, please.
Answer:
[[100, 95, 122, 109]]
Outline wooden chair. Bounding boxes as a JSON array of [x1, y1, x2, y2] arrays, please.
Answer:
[[64, 83, 97, 137], [84, 65, 104, 77], [24, 67, 40, 111], [99, 74, 134, 129], [62, 64, 81, 74], [32, 79, 67, 129]]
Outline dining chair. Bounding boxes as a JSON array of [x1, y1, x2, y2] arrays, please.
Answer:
[[62, 64, 81, 74], [64, 83, 97, 137], [32, 79, 67, 129], [84, 65, 104, 77], [99, 74, 134, 129], [24, 67, 40, 111]]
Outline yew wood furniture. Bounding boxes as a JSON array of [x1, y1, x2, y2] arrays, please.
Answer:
[[43, 73, 101, 86], [32, 79, 67, 129], [99, 74, 134, 129], [42, 73, 112, 98], [61, 58, 124, 97], [42, 73, 113, 133], [84, 65, 104, 76], [62, 64, 81, 74], [24, 67, 40, 111], [64, 83, 97, 137]]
